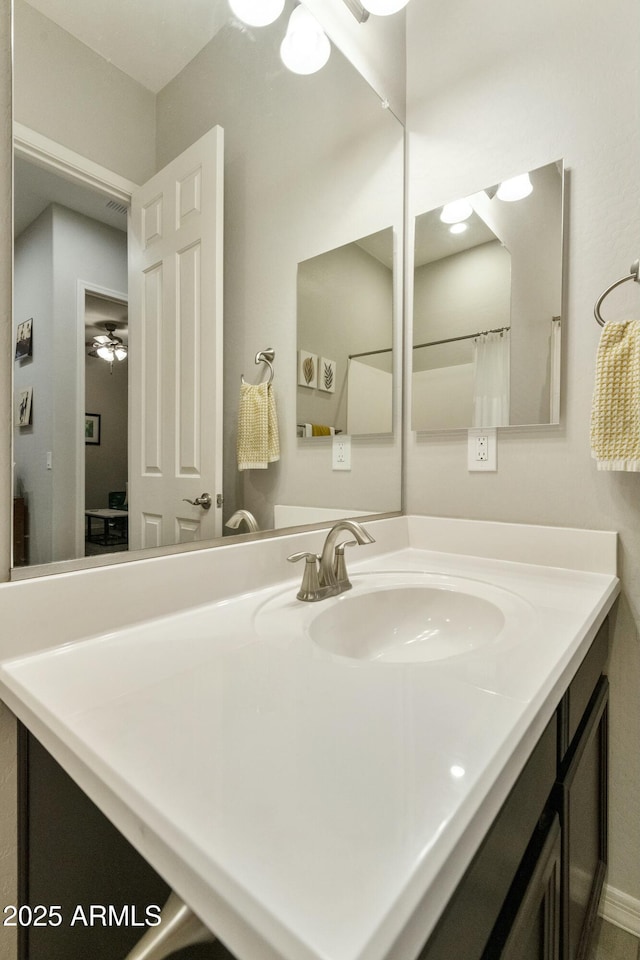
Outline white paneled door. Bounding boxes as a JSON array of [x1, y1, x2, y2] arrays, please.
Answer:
[[128, 126, 223, 550]]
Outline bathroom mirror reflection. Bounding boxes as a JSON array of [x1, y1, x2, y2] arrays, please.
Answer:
[[296, 227, 394, 439], [411, 160, 563, 431], [11, 0, 404, 574]]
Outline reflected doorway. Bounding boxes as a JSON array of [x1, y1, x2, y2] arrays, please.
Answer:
[[84, 292, 129, 558], [13, 152, 129, 566]]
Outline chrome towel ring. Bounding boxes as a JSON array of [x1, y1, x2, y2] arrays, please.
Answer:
[[594, 259, 640, 326], [241, 348, 275, 385]]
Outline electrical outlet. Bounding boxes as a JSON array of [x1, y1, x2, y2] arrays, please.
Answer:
[[468, 428, 497, 471], [475, 436, 488, 461], [332, 435, 351, 471]]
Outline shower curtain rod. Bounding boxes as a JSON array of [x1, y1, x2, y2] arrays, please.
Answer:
[[413, 325, 511, 351], [349, 324, 513, 361], [349, 346, 392, 360]]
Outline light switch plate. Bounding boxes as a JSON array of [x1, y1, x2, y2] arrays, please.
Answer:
[[468, 427, 497, 471]]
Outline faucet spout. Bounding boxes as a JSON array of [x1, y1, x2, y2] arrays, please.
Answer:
[[318, 520, 375, 589], [225, 509, 260, 533]]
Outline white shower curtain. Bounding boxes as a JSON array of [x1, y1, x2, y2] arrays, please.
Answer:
[[549, 317, 561, 423], [473, 330, 510, 427]]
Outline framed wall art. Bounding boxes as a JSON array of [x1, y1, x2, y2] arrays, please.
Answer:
[[16, 387, 33, 426], [85, 413, 101, 445], [15, 317, 33, 359], [298, 350, 317, 388], [319, 357, 336, 393]]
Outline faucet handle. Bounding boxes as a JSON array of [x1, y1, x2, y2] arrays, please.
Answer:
[[287, 551, 321, 601], [333, 540, 358, 584]]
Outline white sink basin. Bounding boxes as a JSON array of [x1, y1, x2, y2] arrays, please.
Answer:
[[308, 584, 505, 662], [255, 570, 535, 665]]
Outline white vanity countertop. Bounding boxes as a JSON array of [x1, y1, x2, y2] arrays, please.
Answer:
[[0, 518, 620, 960]]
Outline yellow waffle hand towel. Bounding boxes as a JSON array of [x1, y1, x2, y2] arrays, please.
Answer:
[[237, 381, 280, 471], [591, 319, 640, 470]]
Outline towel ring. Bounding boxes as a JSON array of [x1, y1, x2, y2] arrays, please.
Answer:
[[594, 259, 640, 327], [241, 348, 275, 385]]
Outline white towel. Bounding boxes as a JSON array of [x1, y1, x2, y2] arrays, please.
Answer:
[[237, 382, 280, 471], [591, 319, 640, 470]]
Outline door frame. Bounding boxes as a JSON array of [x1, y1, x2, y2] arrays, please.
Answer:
[[14, 123, 137, 205], [76, 282, 129, 557]]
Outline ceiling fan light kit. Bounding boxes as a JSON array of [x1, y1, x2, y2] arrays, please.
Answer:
[[88, 321, 128, 368]]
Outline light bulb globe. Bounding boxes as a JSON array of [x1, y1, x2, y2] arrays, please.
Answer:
[[440, 198, 473, 224], [280, 6, 331, 75], [228, 0, 285, 27], [361, 0, 409, 14], [96, 345, 113, 361], [496, 173, 533, 202]]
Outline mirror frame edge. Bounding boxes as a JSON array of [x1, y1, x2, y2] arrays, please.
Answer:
[[1, 0, 13, 584], [9, 510, 404, 581]]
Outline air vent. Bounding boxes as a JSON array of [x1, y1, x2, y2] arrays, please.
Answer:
[[106, 199, 129, 216]]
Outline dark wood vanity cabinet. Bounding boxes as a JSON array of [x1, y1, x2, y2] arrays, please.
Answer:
[[558, 675, 609, 960], [420, 618, 609, 960], [18, 731, 231, 960]]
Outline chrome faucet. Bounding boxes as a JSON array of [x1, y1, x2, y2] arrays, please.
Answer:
[[287, 520, 375, 602], [225, 509, 259, 533]]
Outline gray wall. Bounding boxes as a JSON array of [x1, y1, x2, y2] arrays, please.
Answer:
[[85, 355, 128, 510], [297, 241, 393, 433], [156, 19, 403, 528], [13, 209, 54, 564], [413, 241, 511, 371], [13, 0, 155, 184], [14, 205, 127, 564], [406, 0, 640, 909]]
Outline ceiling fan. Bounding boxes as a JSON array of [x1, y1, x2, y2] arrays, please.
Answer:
[[87, 322, 128, 366]]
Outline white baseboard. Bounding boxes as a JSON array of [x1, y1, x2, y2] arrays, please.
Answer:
[[601, 884, 640, 938]]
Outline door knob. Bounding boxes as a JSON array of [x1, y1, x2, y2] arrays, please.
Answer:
[[182, 492, 212, 509]]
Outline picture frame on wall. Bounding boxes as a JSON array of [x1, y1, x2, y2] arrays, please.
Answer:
[[85, 413, 101, 445], [319, 357, 336, 393], [16, 387, 33, 426], [15, 317, 33, 360], [298, 350, 318, 388]]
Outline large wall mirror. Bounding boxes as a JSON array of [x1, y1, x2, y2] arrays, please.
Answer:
[[412, 160, 563, 431], [12, 0, 404, 575]]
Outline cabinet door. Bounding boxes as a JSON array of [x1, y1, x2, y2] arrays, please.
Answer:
[[559, 677, 608, 960], [499, 815, 561, 960]]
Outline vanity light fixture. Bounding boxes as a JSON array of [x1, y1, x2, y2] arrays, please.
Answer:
[[449, 222, 468, 235], [440, 198, 473, 224], [228, 0, 286, 26], [496, 172, 533, 202], [341, 0, 370, 22], [280, 5, 331, 75]]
